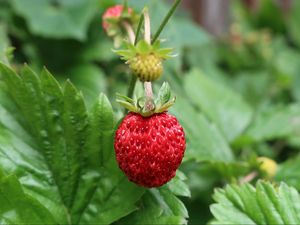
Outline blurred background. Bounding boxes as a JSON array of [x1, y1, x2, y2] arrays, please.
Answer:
[[1, 0, 300, 224]]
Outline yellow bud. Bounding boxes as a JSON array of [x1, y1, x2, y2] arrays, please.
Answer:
[[257, 157, 277, 178]]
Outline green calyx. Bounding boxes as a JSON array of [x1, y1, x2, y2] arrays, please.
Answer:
[[115, 39, 174, 60], [115, 40, 174, 81], [116, 82, 176, 117]]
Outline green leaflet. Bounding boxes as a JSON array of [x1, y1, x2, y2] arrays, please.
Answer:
[[184, 69, 253, 142], [0, 63, 146, 224], [0, 174, 56, 224], [210, 181, 300, 225], [170, 96, 234, 163]]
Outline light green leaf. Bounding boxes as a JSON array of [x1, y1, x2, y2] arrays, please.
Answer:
[[10, 0, 98, 40], [211, 181, 300, 225], [156, 82, 171, 105], [275, 157, 300, 191], [171, 96, 234, 163], [184, 69, 253, 142], [245, 104, 300, 142], [0, 174, 56, 224], [166, 170, 191, 198]]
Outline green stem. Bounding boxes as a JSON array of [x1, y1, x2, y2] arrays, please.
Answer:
[[151, 0, 182, 44], [134, 14, 144, 45], [127, 76, 137, 99], [123, 76, 137, 114]]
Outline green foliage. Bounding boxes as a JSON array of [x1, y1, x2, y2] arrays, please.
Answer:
[[1, 0, 300, 224], [0, 63, 187, 224], [211, 181, 300, 225], [184, 69, 253, 142]]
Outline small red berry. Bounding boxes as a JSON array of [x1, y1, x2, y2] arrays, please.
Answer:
[[102, 5, 132, 31], [114, 112, 186, 188]]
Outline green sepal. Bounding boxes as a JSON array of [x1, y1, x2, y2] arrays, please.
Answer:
[[156, 82, 171, 105], [116, 82, 176, 117], [114, 39, 174, 61]]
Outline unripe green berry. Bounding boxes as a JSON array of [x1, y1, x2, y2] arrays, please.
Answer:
[[257, 157, 277, 178], [128, 53, 163, 82]]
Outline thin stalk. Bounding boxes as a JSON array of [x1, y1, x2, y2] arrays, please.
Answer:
[[124, 12, 144, 107], [239, 171, 258, 184], [143, 9, 154, 111], [151, 0, 182, 43], [123, 20, 137, 115], [124, 13, 144, 113], [134, 14, 144, 45], [144, 82, 154, 111]]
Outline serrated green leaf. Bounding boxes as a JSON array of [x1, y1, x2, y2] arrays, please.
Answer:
[[85, 93, 114, 169], [0, 174, 56, 224], [184, 69, 253, 142], [210, 181, 300, 225], [0, 63, 146, 224]]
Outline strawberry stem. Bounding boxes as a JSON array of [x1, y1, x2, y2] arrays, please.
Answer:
[[239, 171, 258, 184], [144, 82, 154, 111], [143, 8, 155, 112], [152, 0, 182, 44], [134, 14, 144, 45], [143, 8, 151, 44]]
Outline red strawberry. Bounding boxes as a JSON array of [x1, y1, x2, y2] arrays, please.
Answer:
[[102, 5, 133, 32], [114, 112, 186, 188]]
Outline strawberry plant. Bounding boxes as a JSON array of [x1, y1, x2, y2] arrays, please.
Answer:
[[1, 0, 300, 224]]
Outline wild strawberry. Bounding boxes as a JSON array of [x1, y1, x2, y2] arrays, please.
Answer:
[[114, 112, 186, 187], [116, 40, 173, 82], [102, 5, 132, 32]]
